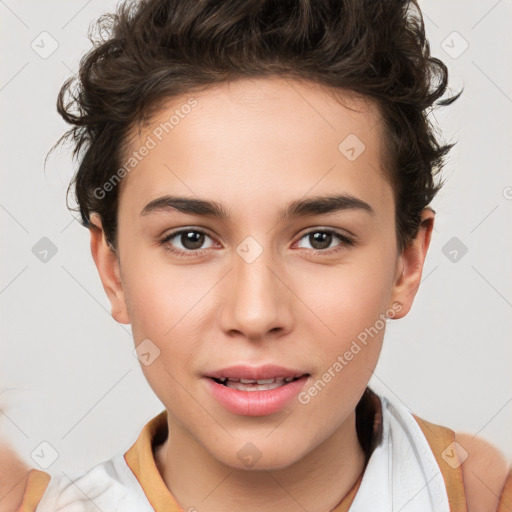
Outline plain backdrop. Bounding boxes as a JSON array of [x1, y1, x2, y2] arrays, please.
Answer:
[[1, 0, 511, 477]]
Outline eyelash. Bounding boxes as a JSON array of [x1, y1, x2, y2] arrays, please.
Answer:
[[159, 227, 355, 259]]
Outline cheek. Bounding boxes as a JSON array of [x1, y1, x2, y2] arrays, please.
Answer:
[[120, 251, 218, 381], [292, 257, 396, 426], [121, 245, 199, 336], [299, 253, 397, 345], [293, 251, 397, 412], [121, 259, 208, 411]]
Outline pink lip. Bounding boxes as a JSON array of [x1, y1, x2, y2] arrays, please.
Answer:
[[203, 364, 309, 416]]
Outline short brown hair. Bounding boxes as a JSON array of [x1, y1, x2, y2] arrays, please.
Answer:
[[49, 0, 461, 252]]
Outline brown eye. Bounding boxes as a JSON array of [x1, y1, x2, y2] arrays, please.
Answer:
[[160, 228, 216, 257], [177, 230, 206, 250], [296, 229, 354, 253], [308, 232, 333, 250]]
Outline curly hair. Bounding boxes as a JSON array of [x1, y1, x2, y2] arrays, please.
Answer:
[[49, 0, 461, 252]]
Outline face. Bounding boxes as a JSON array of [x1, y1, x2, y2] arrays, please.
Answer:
[[90, 77, 433, 470]]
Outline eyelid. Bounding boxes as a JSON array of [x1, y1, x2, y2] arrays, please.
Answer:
[[297, 225, 356, 240]]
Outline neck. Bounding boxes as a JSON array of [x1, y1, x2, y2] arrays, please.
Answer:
[[155, 409, 366, 512]]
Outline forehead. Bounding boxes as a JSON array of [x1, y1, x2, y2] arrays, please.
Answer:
[[118, 77, 391, 216]]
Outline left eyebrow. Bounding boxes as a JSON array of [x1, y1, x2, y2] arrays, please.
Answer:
[[279, 194, 374, 221], [140, 194, 374, 221]]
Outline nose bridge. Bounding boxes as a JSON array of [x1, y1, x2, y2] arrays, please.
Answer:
[[219, 236, 290, 339]]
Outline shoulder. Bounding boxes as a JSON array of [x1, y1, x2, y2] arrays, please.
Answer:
[[408, 410, 511, 512], [454, 431, 511, 512], [0, 442, 38, 512]]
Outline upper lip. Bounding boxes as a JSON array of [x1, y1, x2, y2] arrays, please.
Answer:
[[204, 364, 308, 380]]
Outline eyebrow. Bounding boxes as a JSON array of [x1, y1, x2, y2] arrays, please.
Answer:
[[140, 193, 374, 222]]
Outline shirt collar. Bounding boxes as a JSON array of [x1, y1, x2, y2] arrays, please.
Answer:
[[124, 409, 183, 511]]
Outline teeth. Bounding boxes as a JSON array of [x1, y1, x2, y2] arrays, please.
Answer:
[[212, 374, 306, 390], [225, 378, 287, 391], [240, 378, 275, 384], [256, 378, 275, 384]]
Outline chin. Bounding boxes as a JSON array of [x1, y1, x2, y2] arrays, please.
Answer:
[[210, 438, 307, 472]]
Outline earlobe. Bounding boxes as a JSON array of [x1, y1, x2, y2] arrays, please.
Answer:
[[89, 214, 130, 325], [390, 208, 435, 319]]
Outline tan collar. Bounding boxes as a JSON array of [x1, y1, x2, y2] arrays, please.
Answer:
[[124, 409, 183, 511]]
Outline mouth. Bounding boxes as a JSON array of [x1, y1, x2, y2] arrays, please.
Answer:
[[210, 375, 307, 391], [203, 365, 310, 416]]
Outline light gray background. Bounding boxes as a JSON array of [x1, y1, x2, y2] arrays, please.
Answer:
[[1, 0, 511, 477]]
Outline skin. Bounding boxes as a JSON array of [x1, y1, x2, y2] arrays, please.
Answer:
[[0, 443, 33, 512], [84, 77, 508, 512]]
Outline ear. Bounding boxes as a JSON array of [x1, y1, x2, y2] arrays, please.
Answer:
[[89, 214, 130, 324], [390, 208, 435, 319]]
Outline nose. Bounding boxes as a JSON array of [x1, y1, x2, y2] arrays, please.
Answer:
[[218, 243, 293, 343]]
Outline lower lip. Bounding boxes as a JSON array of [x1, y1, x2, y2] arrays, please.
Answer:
[[204, 376, 309, 416]]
